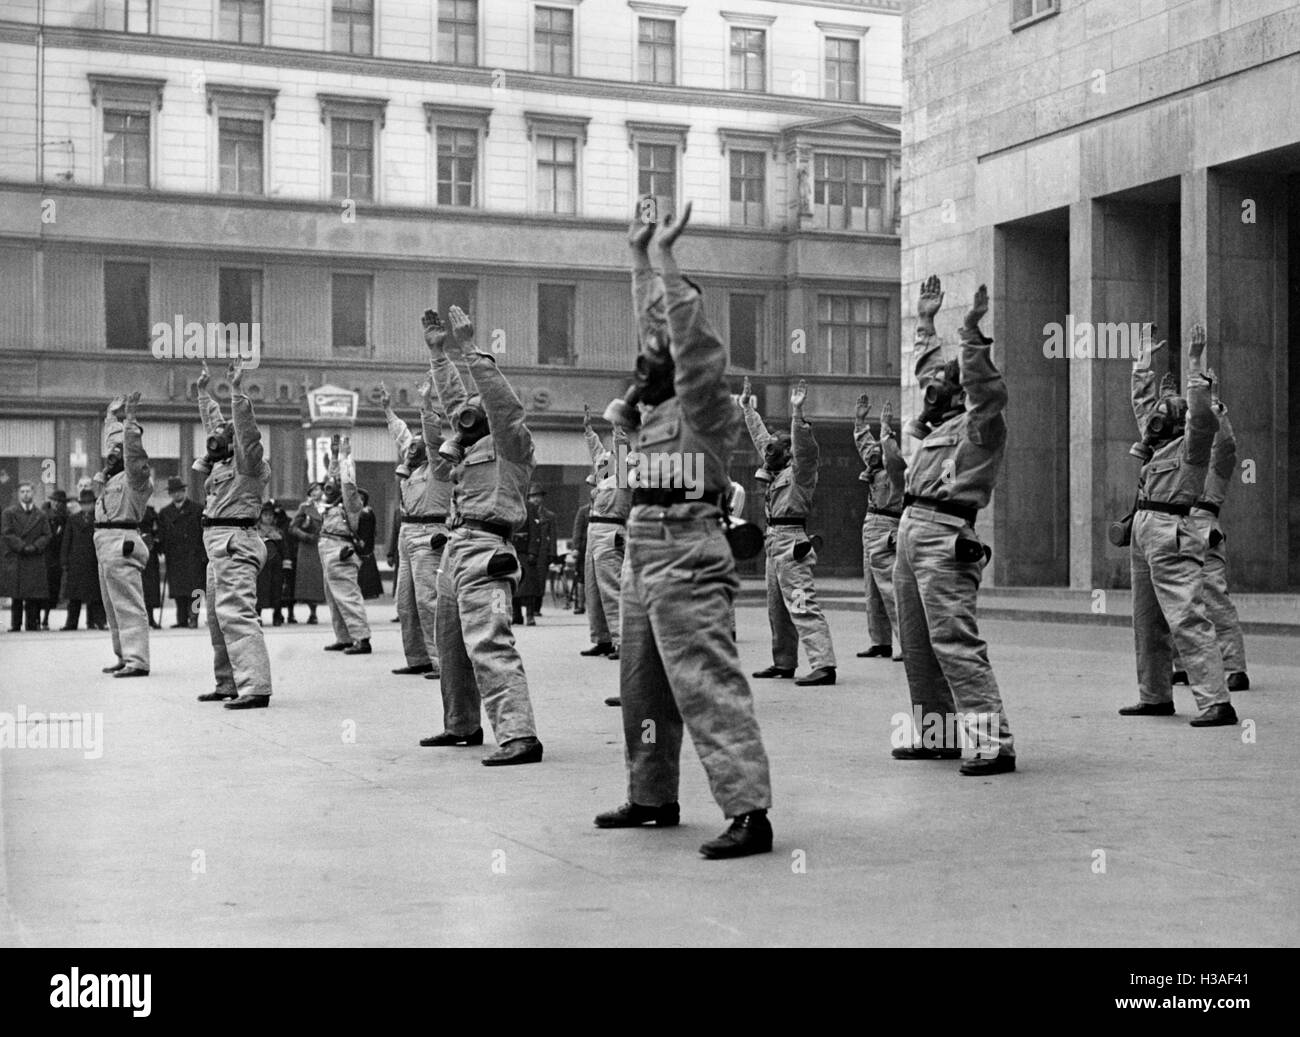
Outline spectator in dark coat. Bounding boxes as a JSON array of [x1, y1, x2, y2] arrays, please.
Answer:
[[288, 484, 325, 624], [40, 489, 70, 629], [355, 489, 384, 601], [514, 485, 555, 626], [61, 488, 106, 630], [572, 498, 590, 615], [255, 500, 285, 622], [139, 504, 163, 629], [1, 481, 52, 631], [156, 475, 206, 627]]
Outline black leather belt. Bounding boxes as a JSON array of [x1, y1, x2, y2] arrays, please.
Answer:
[[589, 516, 626, 525], [1137, 499, 1190, 517], [868, 507, 903, 520], [94, 521, 139, 530], [631, 490, 725, 509], [904, 494, 978, 526], [402, 514, 448, 524], [453, 518, 512, 539], [767, 517, 806, 528], [319, 531, 354, 541], [1192, 500, 1220, 517], [202, 517, 257, 528]]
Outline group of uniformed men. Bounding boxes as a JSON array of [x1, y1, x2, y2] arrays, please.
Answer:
[[75, 198, 1249, 860]]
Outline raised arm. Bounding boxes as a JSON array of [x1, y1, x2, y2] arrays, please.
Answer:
[[629, 202, 668, 352], [880, 402, 906, 477], [102, 394, 125, 459], [195, 362, 225, 436], [853, 393, 877, 465], [380, 382, 413, 456], [958, 286, 1008, 450], [1183, 326, 1218, 467], [1131, 324, 1165, 431], [789, 380, 818, 493], [740, 375, 773, 455], [226, 364, 266, 478], [122, 393, 152, 491], [336, 439, 363, 522]]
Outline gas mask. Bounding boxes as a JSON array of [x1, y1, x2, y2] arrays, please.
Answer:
[[203, 422, 235, 466], [1130, 395, 1188, 462], [397, 437, 427, 479], [103, 445, 125, 478], [755, 434, 792, 484], [438, 397, 489, 463], [864, 443, 884, 474], [322, 478, 342, 504], [605, 323, 676, 430], [905, 360, 964, 439]]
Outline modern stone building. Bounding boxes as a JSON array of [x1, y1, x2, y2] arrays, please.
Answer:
[[902, 0, 1299, 590], [0, 0, 902, 574]]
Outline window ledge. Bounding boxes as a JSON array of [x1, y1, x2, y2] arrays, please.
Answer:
[[1010, 8, 1058, 33]]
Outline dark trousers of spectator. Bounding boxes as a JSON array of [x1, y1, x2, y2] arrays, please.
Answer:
[[10, 599, 43, 630], [173, 596, 193, 627], [65, 599, 107, 630]]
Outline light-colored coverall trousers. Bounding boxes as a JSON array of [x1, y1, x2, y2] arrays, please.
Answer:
[[1172, 514, 1247, 674], [95, 528, 150, 671], [205, 527, 271, 697], [586, 522, 624, 648], [396, 524, 442, 669], [620, 515, 771, 817], [1131, 510, 1230, 710], [320, 536, 371, 643], [894, 508, 1014, 758], [862, 513, 900, 648], [436, 530, 538, 744], [763, 526, 836, 671]]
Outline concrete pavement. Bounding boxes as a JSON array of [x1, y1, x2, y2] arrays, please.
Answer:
[[1, 600, 1296, 947]]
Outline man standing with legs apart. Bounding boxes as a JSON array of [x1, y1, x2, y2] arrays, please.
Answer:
[[595, 201, 773, 859], [580, 405, 631, 660], [419, 306, 543, 766], [892, 277, 1015, 775], [382, 378, 452, 677], [318, 438, 372, 656], [855, 396, 906, 661], [95, 392, 153, 678], [742, 376, 838, 687], [1119, 325, 1236, 727], [194, 360, 273, 709]]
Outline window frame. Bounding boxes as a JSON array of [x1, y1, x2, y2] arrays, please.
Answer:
[[811, 150, 891, 234], [436, 0, 481, 66], [1010, 0, 1060, 31], [437, 277, 480, 325], [215, 0, 266, 45], [815, 21, 869, 103], [330, 271, 374, 356], [88, 75, 164, 190], [536, 282, 578, 367], [525, 111, 588, 216], [103, 258, 153, 352], [816, 292, 892, 376], [424, 103, 492, 210], [630, 4, 684, 86], [627, 120, 688, 223], [727, 292, 765, 372], [207, 85, 277, 196], [101, 0, 154, 34], [217, 266, 264, 329], [319, 94, 388, 204], [330, 0, 376, 56], [718, 129, 776, 230], [532, 2, 579, 77]]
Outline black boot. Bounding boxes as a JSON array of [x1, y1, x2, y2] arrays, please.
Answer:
[[481, 737, 544, 766], [794, 666, 836, 686], [752, 665, 794, 679], [699, 811, 773, 860], [1189, 703, 1238, 727], [580, 642, 614, 657], [1227, 672, 1250, 691], [344, 638, 372, 655], [594, 802, 680, 828], [1119, 701, 1175, 716], [419, 729, 484, 747], [857, 644, 892, 658]]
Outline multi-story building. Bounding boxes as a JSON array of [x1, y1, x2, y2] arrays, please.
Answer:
[[903, 0, 1299, 590], [0, 0, 901, 574]]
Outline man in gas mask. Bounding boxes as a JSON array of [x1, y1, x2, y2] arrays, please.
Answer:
[[741, 376, 837, 687], [382, 378, 453, 677], [318, 437, 371, 656], [854, 395, 906, 661], [194, 359, 274, 707], [892, 276, 1014, 775], [594, 200, 773, 860], [1171, 371, 1249, 692], [418, 306, 543, 766], [579, 404, 631, 660], [1119, 325, 1236, 727], [94, 391, 154, 677]]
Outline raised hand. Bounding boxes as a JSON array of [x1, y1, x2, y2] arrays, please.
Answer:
[[654, 200, 692, 251], [108, 394, 126, 418], [741, 376, 754, 410], [881, 400, 894, 434], [416, 376, 433, 404], [628, 199, 656, 251], [855, 393, 871, 423], [917, 275, 944, 323], [964, 284, 989, 331], [197, 361, 211, 391], [124, 391, 141, 419], [379, 382, 391, 409], [583, 403, 592, 428], [1189, 322, 1207, 361], [421, 309, 447, 354], [790, 379, 808, 411], [227, 360, 245, 390], [447, 305, 474, 351], [339, 435, 352, 459]]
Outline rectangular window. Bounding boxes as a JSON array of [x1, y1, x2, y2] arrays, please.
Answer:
[[438, 0, 478, 65], [103, 110, 150, 188], [332, 0, 374, 55], [536, 135, 577, 214], [218, 0, 263, 43], [637, 144, 675, 223], [436, 127, 478, 207], [438, 278, 478, 321], [535, 6, 574, 76], [104, 0, 150, 33], [729, 150, 764, 227], [814, 153, 887, 232], [218, 117, 263, 195], [637, 17, 675, 84], [219, 268, 262, 327], [331, 118, 374, 201], [729, 27, 765, 92], [104, 262, 150, 351], [332, 274, 372, 352], [824, 38, 859, 102], [728, 295, 763, 370], [1012, 0, 1059, 26], [818, 294, 890, 375], [537, 284, 575, 366]]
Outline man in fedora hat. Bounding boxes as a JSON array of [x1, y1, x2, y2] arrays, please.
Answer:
[[157, 474, 206, 628], [61, 488, 106, 629], [2, 481, 53, 632], [40, 488, 70, 630]]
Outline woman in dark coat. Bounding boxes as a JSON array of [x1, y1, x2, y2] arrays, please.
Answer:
[[60, 489, 106, 630], [255, 501, 284, 622], [288, 484, 325, 624], [355, 489, 384, 601], [139, 505, 162, 628]]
